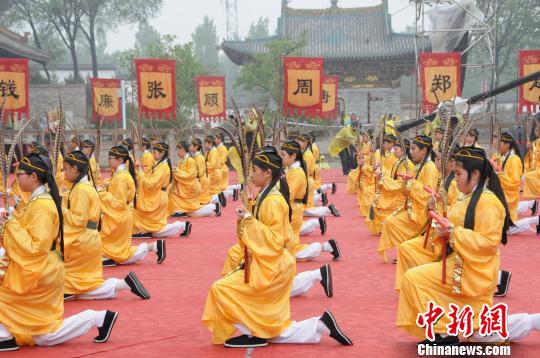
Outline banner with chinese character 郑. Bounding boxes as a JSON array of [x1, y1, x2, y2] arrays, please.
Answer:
[[420, 53, 461, 112], [91, 78, 121, 121], [283, 57, 324, 118], [196, 76, 226, 122], [134, 58, 176, 119], [0, 58, 29, 119], [321, 75, 339, 119], [519, 50, 540, 114]]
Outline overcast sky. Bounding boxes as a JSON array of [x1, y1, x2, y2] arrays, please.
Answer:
[[106, 0, 416, 52]]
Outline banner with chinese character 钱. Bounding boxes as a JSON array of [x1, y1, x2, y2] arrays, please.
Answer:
[[91, 78, 121, 121], [135, 58, 176, 119], [196, 76, 226, 122], [519, 50, 540, 114], [283, 57, 324, 118], [0, 58, 29, 119], [321, 75, 339, 119], [420, 53, 461, 112]]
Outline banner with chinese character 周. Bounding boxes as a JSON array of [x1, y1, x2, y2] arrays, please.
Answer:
[[0, 58, 29, 119], [519, 50, 540, 114], [321, 75, 339, 119], [134, 58, 176, 119], [283, 57, 324, 118], [196, 76, 226, 122], [91, 78, 121, 121], [420, 53, 461, 112]]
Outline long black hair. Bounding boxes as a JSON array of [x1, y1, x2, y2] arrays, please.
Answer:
[[393, 138, 411, 179], [454, 146, 512, 245], [64, 150, 96, 209], [412, 135, 434, 180], [252, 146, 292, 222], [109, 145, 138, 207], [18, 153, 64, 260], [81, 140, 96, 157], [467, 128, 479, 146], [192, 138, 207, 176], [153, 142, 172, 183], [499, 131, 524, 171], [281, 141, 309, 205]]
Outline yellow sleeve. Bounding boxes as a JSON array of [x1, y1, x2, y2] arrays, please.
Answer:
[[142, 152, 155, 173], [139, 166, 165, 190], [100, 174, 130, 210], [287, 170, 307, 200], [499, 156, 523, 188], [173, 160, 197, 183], [62, 185, 90, 229]]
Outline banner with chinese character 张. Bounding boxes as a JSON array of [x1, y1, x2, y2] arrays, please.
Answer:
[[0, 58, 29, 119], [283, 57, 323, 118], [420, 53, 461, 112], [519, 50, 540, 114], [91, 78, 121, 121], [134, 58, 176, 119], [321, 75, 339, 119], [196, 76, 226, 122]]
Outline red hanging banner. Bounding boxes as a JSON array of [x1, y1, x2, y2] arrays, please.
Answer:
[[519, 50, 540, 114], [283, 57, 324, 118], [195, 76, 226, 122], [0, 58, 29, 119], [321, 75, 339, 119], [420, 52, 461, 113], [134, 58, 176, 119], [91, 78, 121, 121]]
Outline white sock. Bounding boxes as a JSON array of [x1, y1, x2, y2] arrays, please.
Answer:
[[149, 242, 157, 252], [526, 216, 540, 226], [322, 241, 333, 253], [532, 314, 540, 331], [497, 271, 502, 285], [317, 319, 331, 335], [315, 268, 323, 281], [116, 279, 130, 291], [94, 310, 107, 327]]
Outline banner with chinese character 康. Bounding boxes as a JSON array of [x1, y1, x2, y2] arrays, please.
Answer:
[[0, 58, 29, 120], [420, 53, 461, 112], [134, 58, 176, 119], [519, 50, 540, 114], [321, 75, 339, 119], [283, 57, 324, 118], [196, 76, 226, 122], [91, 78, 121, 121]]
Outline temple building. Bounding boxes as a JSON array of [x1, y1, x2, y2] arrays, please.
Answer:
[[221, 0, 421, 120]]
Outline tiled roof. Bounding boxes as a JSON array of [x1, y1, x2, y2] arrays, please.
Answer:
[[222, 1, 426, 65], [0, 26, 49, 63]]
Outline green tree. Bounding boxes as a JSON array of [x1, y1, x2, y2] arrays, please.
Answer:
[[235, 38, 304, 107], [246, 17, 269, 39], [191, 16, 219, 72], [136, 20, 161, 56]]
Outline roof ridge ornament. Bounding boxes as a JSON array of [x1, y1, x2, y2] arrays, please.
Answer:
[[330, 0, 338, 8]]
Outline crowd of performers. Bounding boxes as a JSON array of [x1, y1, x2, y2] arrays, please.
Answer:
[[346, 113, 540, 345], [0, 123, 346, 350]]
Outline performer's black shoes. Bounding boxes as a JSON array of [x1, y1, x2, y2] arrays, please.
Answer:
[[132, 232, 152, 239], [328, 238, 341, 261], [328, 204, 341, 217], [331, 182, 337, 194], [319, 217, 327, 235], [102, 259, 117, 267], [321, 192, 329, 206], [419, 334, 459, 346], [531, 200, 538, 216], [171, 212, 188, 218], [320, 310, 353, 345], [125, 272, 150, 299], [536, 215, 540, 235], [156, 239, 166, 264], [320, 264, 333, 298], [494, 270, 512, 297], [224, 335, 268, 348], [64, 294, 75, 301], [180, 221, 192, 237], [218, 192, 227, 208], [233, 189, 239, 201], [0, 338, 19, 352], [94, 310, 119, 343], [215, 203, 222, 217]]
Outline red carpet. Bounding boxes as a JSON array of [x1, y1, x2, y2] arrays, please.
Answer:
[[6, 169, 540, 357]]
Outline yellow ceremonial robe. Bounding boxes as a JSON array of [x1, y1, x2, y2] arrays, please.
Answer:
[[99, 169, 138, 262], [397, 190, 504, 339], [55, 153, 65, 190], [10, 177, 31, 217], [523, 139, 540, 198], [304, 149, 316, 208], [217, 143, 229, 191], [360, 150, 397, 217], [1, 190, 63, 345], [312, 144, 322, 189], [228, 146, 245, 184], [141, 150, 155, 174], [202, 147, 222, 203], [194, 152, 210, 204], [495, 153, 522, 222], [88, 157, 103, 187], [63, 181, 103, 294], [133, 161, 170, 233], [202, 187, 295, 344], [168, 155, 202, 214], [378, 161, 439, 262], [286, 164, 309, 253]]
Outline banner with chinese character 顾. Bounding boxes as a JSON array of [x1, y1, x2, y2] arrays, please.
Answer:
[[519, 50, 540, 114], [134, 58, 176, 119], [420, 53, 461, 112], [91, 78, 121, 121], [196, 76, 226, 122], [0, 58, 29, 119], [321, 75, 339, 119], [283, 57, 324, 118]]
